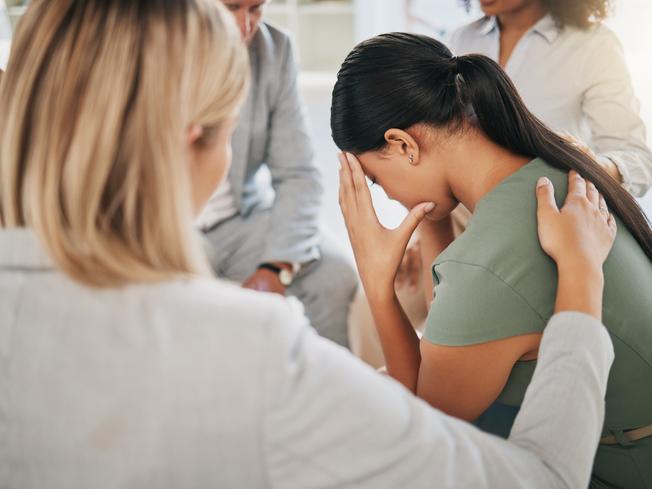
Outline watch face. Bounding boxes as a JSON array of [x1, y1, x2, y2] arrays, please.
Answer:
[[279, 269, 293, 286]]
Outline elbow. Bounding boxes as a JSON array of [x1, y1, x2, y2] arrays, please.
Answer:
[[509, 440, 592, 489], [415, 387, 489, 422], [541, 465, 583, 489]]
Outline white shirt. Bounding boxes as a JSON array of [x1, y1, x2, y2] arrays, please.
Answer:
[[450, 15, 652, 197], [195, 179, 238, 231], [0, 228, 614, 489]]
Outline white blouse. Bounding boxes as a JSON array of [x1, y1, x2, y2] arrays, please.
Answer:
[[0, 228, 614, 489], [450, 15, 652, 197]]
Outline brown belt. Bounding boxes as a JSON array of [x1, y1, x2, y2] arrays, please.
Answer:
[[600, 423, 652, 445]]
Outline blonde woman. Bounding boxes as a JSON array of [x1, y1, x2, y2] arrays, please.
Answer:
[[0, 1, 618, 488]]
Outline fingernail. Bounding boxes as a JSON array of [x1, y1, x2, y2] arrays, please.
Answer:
[[536, 177, 551, 188], [424, 202, 435, 212], [346, 152, 355, 164]]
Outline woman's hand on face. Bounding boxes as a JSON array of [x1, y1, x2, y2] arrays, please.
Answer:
[[536, 171, 617, 273], [338, 152, 435, 301]]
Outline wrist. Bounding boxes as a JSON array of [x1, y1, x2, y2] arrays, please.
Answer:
[[556, 256, 604, 282], [555, 266, 604, 320], [258, 262, 296, 287], [267, 261, 293, 272], [598, 156, 623, 184], [365, 283, 397, 304]]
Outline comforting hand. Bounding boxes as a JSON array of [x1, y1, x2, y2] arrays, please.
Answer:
[[536, 171, 617, 272], [338, 152, 434, 301], [242, 268, 286, 295]]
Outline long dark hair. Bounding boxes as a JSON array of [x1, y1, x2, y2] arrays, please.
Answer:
[[330, 33, 652, 260], [461, 0, 612, 29]]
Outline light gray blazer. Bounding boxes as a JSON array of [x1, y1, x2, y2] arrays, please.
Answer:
[[0, 228, 614, 489], [229, 23, 322, 265]]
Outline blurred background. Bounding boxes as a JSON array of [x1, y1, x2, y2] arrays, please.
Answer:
[[1, 0, 651, 250]]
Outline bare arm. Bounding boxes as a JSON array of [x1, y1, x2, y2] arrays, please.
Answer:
[[417, 333, 541, 421], [338, 152, 430, 390], [366, 294, 421, 390]]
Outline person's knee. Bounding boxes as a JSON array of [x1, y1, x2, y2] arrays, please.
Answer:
[[200, 232, 220, 274], [293, 250, 357, 331]]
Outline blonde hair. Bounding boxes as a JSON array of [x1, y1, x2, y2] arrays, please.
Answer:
[[0, 0, 249, 286]]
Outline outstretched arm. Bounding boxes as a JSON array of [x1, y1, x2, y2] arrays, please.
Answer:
[[265, 299, 612, 488]]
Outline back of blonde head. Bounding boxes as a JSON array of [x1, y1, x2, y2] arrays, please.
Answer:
[[0, 0, 248, 286]]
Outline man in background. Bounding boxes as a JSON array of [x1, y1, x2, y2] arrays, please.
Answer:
[[199, 0, 357, 347]]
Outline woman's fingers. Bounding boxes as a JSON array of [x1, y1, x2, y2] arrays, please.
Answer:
[[567, 170, 609, 221], [536, 177, 558, 215], [587, 181, 599, 207], [346, 152, 374, 208], [599, 195, 609, 220], [568, 170, 587, 198], [338, 152, 385, 246], [608, 213, 618, 235], [338, 152, 355, 210], [398, 202, 436, 243], [346, 152, 366, 194]]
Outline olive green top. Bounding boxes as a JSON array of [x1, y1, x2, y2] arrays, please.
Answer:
[[424, 158, 652, 487]]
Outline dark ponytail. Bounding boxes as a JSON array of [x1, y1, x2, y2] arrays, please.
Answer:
[[330, 32, 652, 261]]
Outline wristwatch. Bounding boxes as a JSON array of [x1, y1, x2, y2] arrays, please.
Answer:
[[258, 263, 297, 287]]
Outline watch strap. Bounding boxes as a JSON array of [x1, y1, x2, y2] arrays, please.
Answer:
[[258, 263, 283, 274]]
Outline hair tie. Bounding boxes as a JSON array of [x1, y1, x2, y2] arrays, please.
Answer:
[[450, 55, 461, 74]]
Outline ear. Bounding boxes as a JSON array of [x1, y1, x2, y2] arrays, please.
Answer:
[[383, 128, 420, 165], [187, 124, 204, 149]]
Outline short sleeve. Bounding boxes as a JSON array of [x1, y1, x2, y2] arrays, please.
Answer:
[[423, 261, 546, 346]]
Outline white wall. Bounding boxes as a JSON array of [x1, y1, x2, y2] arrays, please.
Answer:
[[354, 0, 479, 41], [0, 0, 11, 70]]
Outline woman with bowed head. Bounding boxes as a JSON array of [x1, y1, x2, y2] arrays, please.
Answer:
[[331, 32, 652, 488]]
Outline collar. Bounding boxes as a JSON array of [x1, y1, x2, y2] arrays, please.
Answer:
[[531, 14, 560, 44], [475, 16, 499, 36], [0, 228, 54, 270], [475, 14, 560, 44]]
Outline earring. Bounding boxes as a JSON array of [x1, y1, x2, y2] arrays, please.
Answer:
[[408, 154, 415, 165]]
